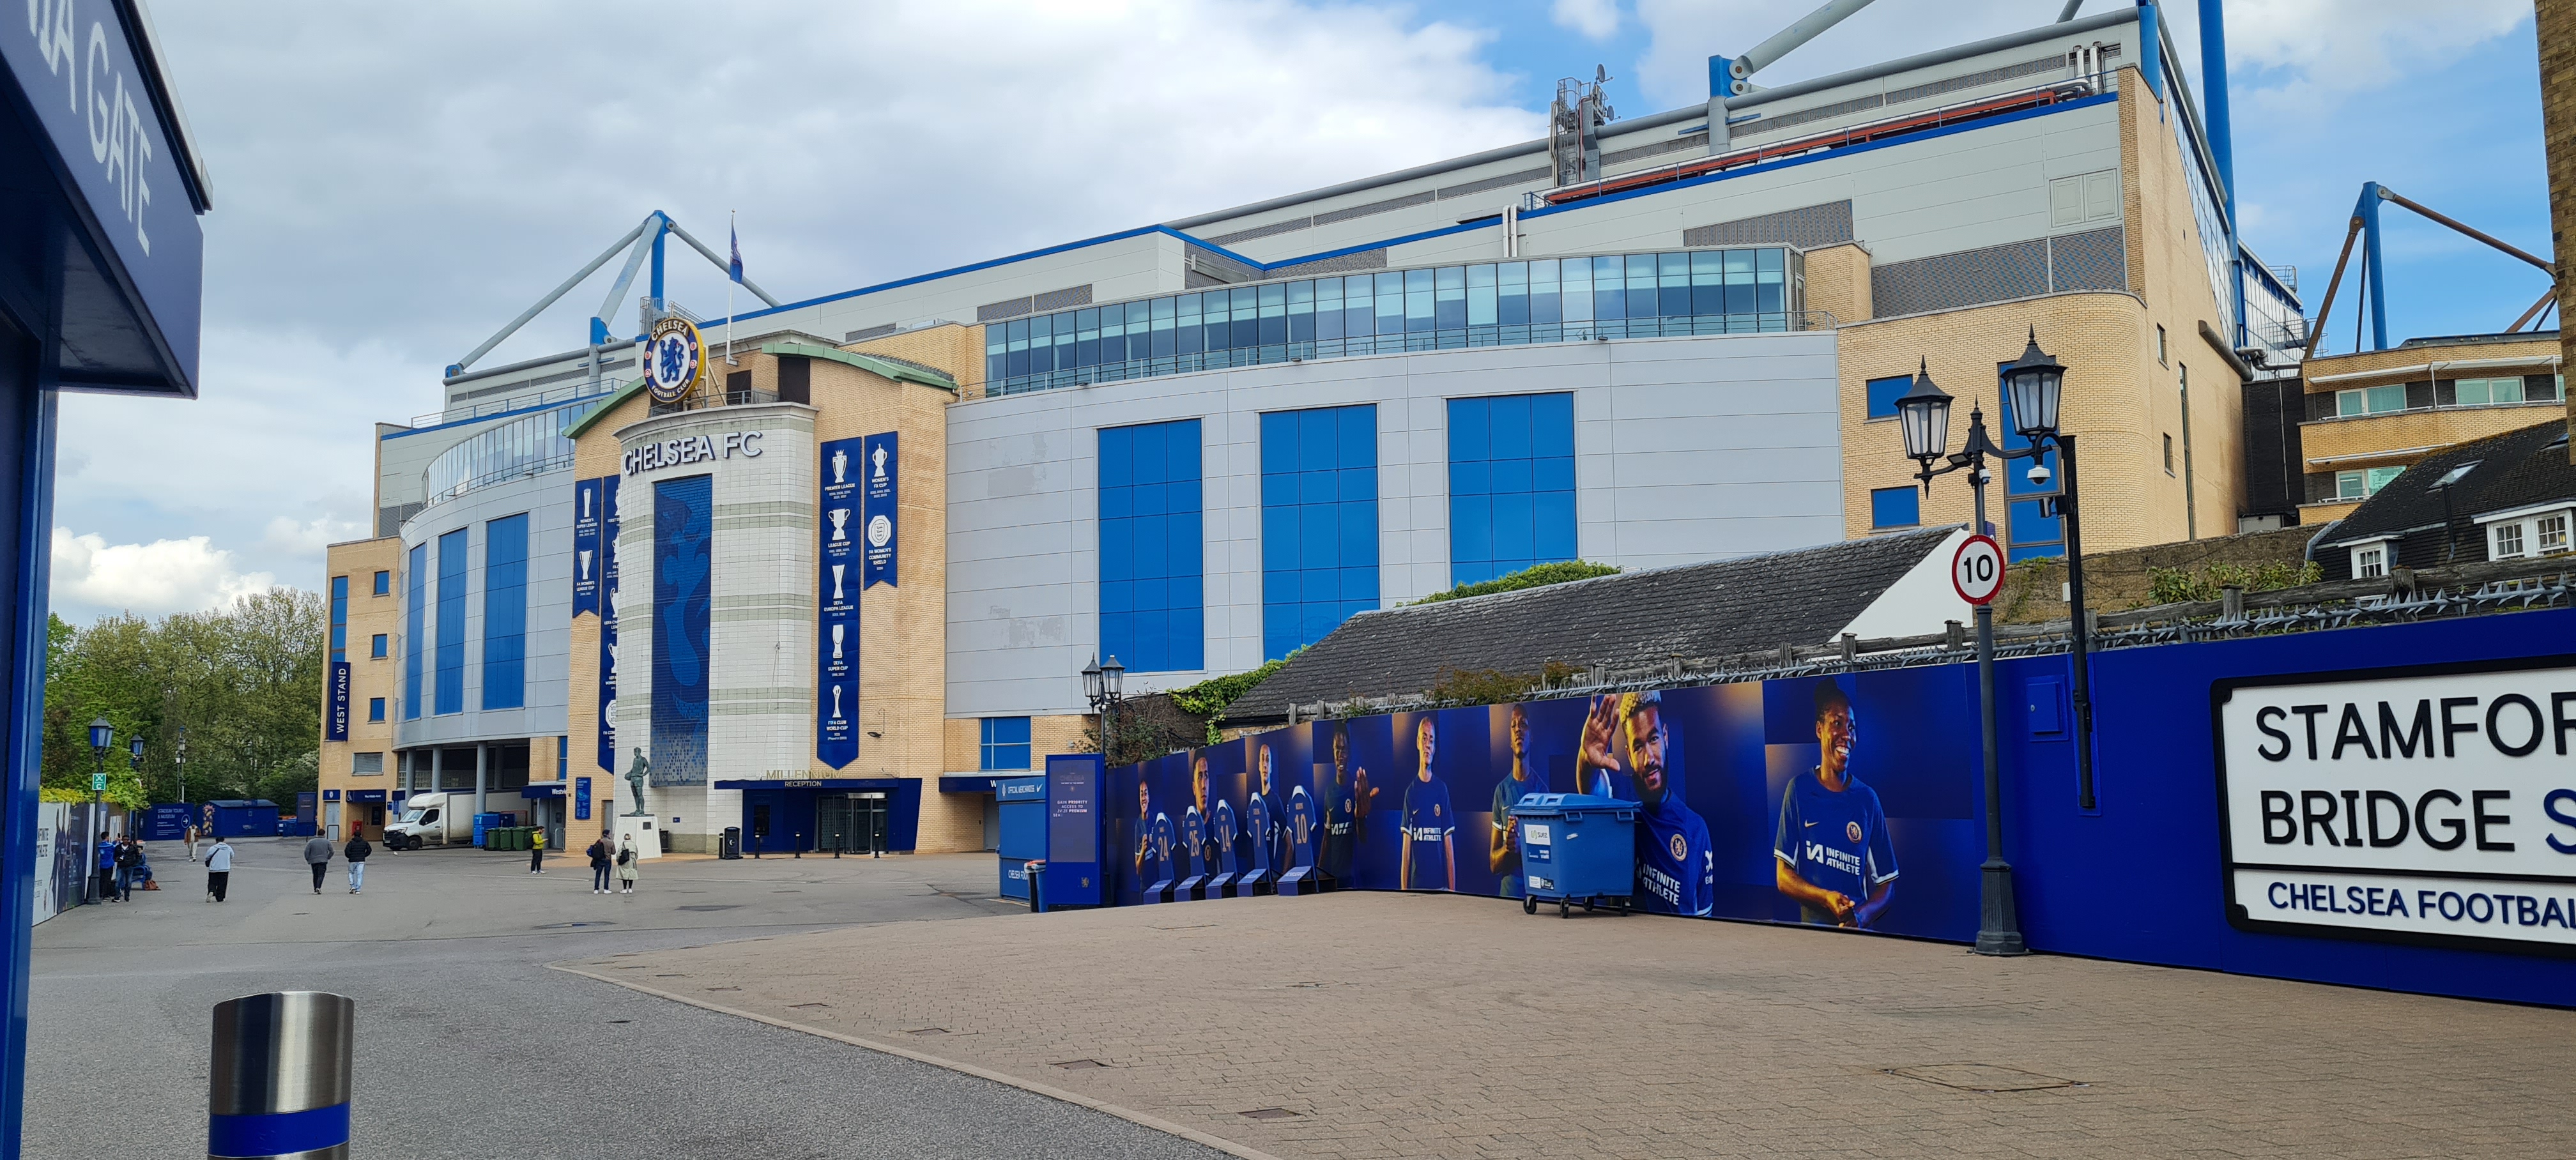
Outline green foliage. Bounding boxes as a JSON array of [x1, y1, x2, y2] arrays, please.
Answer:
[[1427, 660, 1582, 706], [43, 588, 328, 807], [1412, 561, 1620, 606], [2145, 560, 2322, 606], [1169, 652, 1298, 745]]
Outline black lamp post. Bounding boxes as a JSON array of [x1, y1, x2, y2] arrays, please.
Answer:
[[1082, 654, 1127, 766], [174, 729, 188, 805], [87, 719, 111, 903], [1995, 329, 2097, 815]]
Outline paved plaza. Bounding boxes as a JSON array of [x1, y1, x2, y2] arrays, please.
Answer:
[[575, 889, 2575, 1160]]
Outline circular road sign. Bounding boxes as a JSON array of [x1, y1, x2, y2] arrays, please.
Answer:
[[1952, 534, 2006, 606]]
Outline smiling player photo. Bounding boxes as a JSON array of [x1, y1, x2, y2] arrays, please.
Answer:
[[1774, 680, 1897, 927], [1575, 690, 1713, 916]]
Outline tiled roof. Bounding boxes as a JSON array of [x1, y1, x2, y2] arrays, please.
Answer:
[[1227, 526, 1959, 722], [2313, 419, 2575, 549]]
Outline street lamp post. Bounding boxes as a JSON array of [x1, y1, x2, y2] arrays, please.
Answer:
[[1895, 328, 2087, 957], [175, 730, 188, 805], [86, 719, 111, 904], [1082, 655, 1127, 767]]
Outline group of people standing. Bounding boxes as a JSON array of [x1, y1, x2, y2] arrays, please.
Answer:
[[584, 835, 640, 894], [84, 823, 646, 905], [91, 832, 150, 903]]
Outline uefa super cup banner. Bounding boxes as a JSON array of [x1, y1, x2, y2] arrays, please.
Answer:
[[1108, 667, 1987, 940], [2215, 660, 2576, 953], [817, 436, 864, 768], [594, 474, 622, 775], [861, 431, 898, 589]]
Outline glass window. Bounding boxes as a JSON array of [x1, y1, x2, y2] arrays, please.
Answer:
[[1448, 394, 1575, 585], [329, 576, 348, 663], [367, 698, 386, 723], [433, 530, 466, 715], [2163, 434, 2175, 474], [1865, 375, 1913, 420], [371, 634, 388, 659], [2540, 513, 2571, 554], [980, 717, 1032, 770], [2493, 521, 2526, 559], [482, 513, 528, 711], [2366, 465, 2405, 493], [1262, 405, 1379, 659], [404, 544, 425, 721], [1099, 420, 1205, 673], [372, 570, 390, 596], [2354, 546, 2386, 579], [1869, 486, 1920, 529]]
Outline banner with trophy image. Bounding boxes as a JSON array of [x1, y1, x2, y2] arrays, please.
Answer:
[[818, 436, 864, 768], [861, 431, 898, 589]]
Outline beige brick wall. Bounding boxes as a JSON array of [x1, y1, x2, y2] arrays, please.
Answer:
[[565, 390, 654, 836], [316, 537, 404, 839], [2542, 0, 2576, 457], [2301, 404, 2567, 468], [849, 324, 983, 397], [1802, 243, 1873, 325]]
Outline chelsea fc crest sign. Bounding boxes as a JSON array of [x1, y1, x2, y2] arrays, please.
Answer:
[[644, 316, 706, 404]]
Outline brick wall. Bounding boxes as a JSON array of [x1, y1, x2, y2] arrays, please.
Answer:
[[1995, 524, 2317, 623], [316, 536, 405, 839], [2540, 0, 2576, 458]]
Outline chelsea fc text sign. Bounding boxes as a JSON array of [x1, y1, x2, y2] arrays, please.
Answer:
[[624, 430, 762, 475], [2214, 660, 2576, 954]]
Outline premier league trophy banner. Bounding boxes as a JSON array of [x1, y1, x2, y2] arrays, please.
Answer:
[[861, 431, 898, 589], [817, 436, 864, 768], [594, 475, 622, 775]]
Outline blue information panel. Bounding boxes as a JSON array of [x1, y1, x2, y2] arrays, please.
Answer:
[[326, 662, 351, 741], [818, 437, 864, 767], [574, 777, 593, 821], [1045, 754, 1104, 907]]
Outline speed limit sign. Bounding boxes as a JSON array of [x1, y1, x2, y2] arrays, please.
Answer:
[[1951, 534, 2006, 606]]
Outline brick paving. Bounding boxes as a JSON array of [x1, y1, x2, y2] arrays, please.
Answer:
[[560, 890, 2574, 1159]]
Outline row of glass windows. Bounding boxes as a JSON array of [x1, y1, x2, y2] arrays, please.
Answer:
[[2332, 376, 2563, 418], [986, 248, 1802, 397], [402, 513, 533, 721], [1261, 406, 1381, 662], [1098, 420, 1206, 675], [423, 406, 581, 507]]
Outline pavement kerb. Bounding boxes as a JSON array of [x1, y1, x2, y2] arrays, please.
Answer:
[[546, 961, 1287, 1160]]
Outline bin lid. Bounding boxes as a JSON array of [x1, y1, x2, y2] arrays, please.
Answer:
[[1506, 792, 1639, 820]]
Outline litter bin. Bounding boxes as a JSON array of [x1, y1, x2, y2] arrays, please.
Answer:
[[1507, 793, 1638, 918], [471, 813, 503, 849], [719, 827, 742, 860], [1025, 860, 1047, 914]]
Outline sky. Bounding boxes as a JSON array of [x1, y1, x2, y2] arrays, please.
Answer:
[[48, 0, 2550, 623]]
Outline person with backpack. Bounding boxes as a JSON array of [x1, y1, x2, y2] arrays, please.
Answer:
[[586, 835, 612, 895], [343, 832, 371, 894], [615, 837, 640, 895], [302, 832, 334, 894], [203, 837, 236, 903], [93, 831, 118, 903]]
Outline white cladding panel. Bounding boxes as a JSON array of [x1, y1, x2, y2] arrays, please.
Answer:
[[390, 470, 574, 749], [944, 330, 1841, 719]]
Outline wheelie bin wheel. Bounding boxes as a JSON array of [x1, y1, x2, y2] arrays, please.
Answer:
[[1583, 901, 1596, 913], [1522, 896, 1537, 915], [1558, 899, 1570, 919]]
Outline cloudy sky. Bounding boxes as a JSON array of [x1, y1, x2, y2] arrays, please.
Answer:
[[49, 0, 2547, 622]]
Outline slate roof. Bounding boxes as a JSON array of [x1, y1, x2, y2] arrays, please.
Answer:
[[1225, 526, 1959, 723], [2312, 419, 2576, 551]]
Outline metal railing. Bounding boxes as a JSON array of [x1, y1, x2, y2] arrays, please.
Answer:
[[1283, 558, 2576, 723], [648, 386, 781, 416], [418, 452, 575, 511], [414, 379, 622, 429]]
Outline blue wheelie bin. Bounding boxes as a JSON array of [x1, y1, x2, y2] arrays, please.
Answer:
[[1508, 793, 1638, 918]]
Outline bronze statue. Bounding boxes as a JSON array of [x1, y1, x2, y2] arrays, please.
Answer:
[[625, 747, 650, 816]]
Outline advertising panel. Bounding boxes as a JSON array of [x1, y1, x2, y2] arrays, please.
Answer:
[[326, 661, 351, 741], [861, 431, 898, 589], [2214, 659, 2576, 954], [817, 436, 864, 768], [594, 475, 621, 774], [1107, 668, 1981, 940]]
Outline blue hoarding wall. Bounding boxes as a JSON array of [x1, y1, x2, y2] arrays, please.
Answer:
[[1114, 609, 2576, 1007], [649, 474, 711, 786]]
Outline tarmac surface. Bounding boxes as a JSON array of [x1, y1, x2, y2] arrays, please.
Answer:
[[27, 837, 1220, 1159], [579, 887, 2576, 1160]]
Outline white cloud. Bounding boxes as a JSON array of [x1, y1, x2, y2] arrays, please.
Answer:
[[2216, 0, 2532, 114], [1552, 0, 1621, 40], [50, 529, 278, 619], [261, 515, 367, 557]]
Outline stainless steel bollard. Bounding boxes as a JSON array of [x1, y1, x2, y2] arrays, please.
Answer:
[[208, 991, 354, 1159]]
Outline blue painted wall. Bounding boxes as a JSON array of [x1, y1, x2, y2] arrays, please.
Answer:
[[650, 475, 712, 787]]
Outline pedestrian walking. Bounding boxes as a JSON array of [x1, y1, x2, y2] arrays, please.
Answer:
[[204, 837, 235, 903], [93, 831, 117, 903], [527, 827, 547, 874], [183, 823, 200, 863], [586, 836, 611, 894], [112, 837, 142, 903], [302, 832, 334, 894], [615, 837, 639, 895], [342, 832, 371, 894]]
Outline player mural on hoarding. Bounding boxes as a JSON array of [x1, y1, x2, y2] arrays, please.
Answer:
[[1488, 703, 1543, 899], [1773, 680, 1898, 927], [1578, 691, 1714, 916], [1319, 722, 1376, 885], [1399, 715, 1455, 891]]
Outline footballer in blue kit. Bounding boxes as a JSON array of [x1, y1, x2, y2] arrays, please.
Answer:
[[1487, 703, 1542, 899], [1399, 716, 1455, 891], [1576, 691, 1714, 916], [1773, 680, 1897, 927], [1318, 724, 1376, 885]]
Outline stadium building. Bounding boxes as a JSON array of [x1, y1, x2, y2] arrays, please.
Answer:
[[317, 4, 2306, 853]]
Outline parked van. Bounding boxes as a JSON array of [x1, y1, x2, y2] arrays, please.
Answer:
[[382, 792, 470, 850]]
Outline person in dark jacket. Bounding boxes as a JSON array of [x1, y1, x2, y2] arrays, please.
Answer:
[[586, 836, 612, 894], [112, 838, 143, 902], [302, 834, 334, 894], [342, 834, 371, 894]]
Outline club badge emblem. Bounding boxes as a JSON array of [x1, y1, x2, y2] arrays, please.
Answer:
[[642, 316, 705, 404], [1846, 820, 1864, 843]]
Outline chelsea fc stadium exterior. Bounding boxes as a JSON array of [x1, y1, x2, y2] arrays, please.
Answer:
[[315, 6, 2306, 854]]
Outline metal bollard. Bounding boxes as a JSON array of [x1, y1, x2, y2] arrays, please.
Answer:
[[209, 991, 353, 1159]]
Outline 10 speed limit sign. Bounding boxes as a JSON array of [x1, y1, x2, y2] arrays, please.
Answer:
[[1951, 534, 2006, 605]]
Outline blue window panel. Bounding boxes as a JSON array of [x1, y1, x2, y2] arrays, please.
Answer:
[[1261, 404, 1379, 658], [1450, 398, 1490, 462], [433, 529, 468, 715], [1342, 567, 1378, 604], [367, 698, 386, 723], [980, 717, 1031, 772], [2009, 498, 2062, 549], [1447, 392, 1577, 590], [1491, 492, 1536, 561], [1338, 466, 1376, 503], [1260, 413, 1296, 475], [329, 576, 348, 664], [1490, 458, 1533, 495], [1338, 504, 1376, 565], [1338, 407, 1376, 466], [1259, 470, 1296, 508], [1299, 505, 1336, 565], [482, 513, 528, 710], [371, 634, 387, 659], [1865, 375, 1913, 420], [1299, 468, 1335, 506], [1533, 492, 1577, 559], [1099, 418, 1204, 673], [1533, 393, 1574, 455], [1261, 507, 1297, 571], [1535, 455, 1575, 491], [404, 544, 425, 720], [1489, 394, 1533, 459], [1869, 487, 1920, 529], [1452, 460, 1491, 496], [372, 570, 391, 597], [1452, 495, 1493, 564]]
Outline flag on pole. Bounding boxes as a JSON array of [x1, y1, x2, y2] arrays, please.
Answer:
[[729, 217, 744, 284]]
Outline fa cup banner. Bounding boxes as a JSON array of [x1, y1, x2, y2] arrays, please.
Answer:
[[2215, 660, 2576, 954], [817, 436, 864, 768], [861, 431, 898, 589]]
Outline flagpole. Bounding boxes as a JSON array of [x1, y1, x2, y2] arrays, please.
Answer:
[[726, 209, 737, 366]]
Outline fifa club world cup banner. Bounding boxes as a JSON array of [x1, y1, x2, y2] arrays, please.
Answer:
[[1108, 666, 1986, 940], [816, 436, 864, 768], [2215, 659, 2576, 954], [861, 431, 898, 589], [585, 475, 623, 774]]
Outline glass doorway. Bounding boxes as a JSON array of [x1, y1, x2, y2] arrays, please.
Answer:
[[815, 793, 889, 854]]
